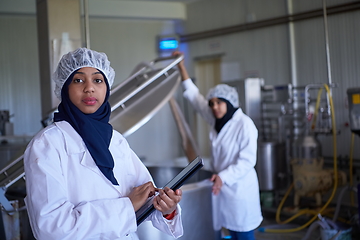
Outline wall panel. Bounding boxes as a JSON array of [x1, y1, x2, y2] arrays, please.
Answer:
[[180, 0, 360, 159], [0, 16, 41, 136]]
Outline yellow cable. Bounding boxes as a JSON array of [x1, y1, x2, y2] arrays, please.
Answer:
[[263, 84, 338, 233]]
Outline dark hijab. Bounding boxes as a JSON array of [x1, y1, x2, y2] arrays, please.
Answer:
[[54, 71, 118, 185], [212, 98, 238, 133]]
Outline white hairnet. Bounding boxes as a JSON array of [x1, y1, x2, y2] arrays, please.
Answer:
[[206, 84, 239, 108], [53, 48, 115, 100]]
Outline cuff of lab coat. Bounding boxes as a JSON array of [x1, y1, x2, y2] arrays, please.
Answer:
[[181, 78, 194, 90]]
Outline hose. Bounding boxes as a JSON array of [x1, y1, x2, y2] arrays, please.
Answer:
[[311, 87, 323, 130], [301, 220, 327, 240], [259, 84, 338, 233], [332, 185, 355, 222]]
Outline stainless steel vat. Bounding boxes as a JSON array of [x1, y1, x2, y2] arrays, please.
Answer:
[[292, 134, 322, 159], [256, 141, 287, 191], [137, 166, 215, 240]]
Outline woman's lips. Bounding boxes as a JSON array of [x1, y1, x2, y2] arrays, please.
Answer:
[[83, 97, 97, 105]]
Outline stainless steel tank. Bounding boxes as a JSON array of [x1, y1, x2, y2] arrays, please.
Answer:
[[136, 167, 214, 240], [256, 141, 287, 191], [292, 134, 322, 159]]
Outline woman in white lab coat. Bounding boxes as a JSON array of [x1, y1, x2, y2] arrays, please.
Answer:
[[24, 48, 183, 240], [174, 52, 262, 240]]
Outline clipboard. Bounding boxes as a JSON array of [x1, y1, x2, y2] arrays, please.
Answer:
[[135, 156, 204, 225]]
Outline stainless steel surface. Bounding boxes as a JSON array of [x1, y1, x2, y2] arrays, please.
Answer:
[[347, 87, 360, 134], [109, 55, 183, 137], [226, 78, 264, 131], [261, 84, 294, 143], [304, 84, 332, 134], [292, 134, 322, 160], [0, 143, 27, 212], [256, 141, 287, 191], [136, 166, 214, 240], [322, 0, 333, 93], [83, 0, 90, 49]]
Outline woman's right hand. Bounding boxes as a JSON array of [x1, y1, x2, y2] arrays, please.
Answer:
[[210, 174, 223, 195], [172, 51, 189, 81], [128, 181, 156, 212]]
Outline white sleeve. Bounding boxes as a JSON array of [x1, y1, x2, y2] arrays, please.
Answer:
[[24, 132, 136, 240], [149, 205, 183, 238], [181, 79, 215, 126]]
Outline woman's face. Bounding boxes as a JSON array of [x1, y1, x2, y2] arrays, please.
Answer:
[[68, 67, 107, 114], [209, 97, 227, 119]]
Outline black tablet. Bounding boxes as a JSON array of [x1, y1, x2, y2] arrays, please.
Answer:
[[135, 156, 204, 225]]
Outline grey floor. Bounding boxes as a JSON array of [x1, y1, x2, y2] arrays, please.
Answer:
[[252, 212, 355, 240]]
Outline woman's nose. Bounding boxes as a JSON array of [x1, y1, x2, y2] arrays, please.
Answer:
[[84, 82, 95, 92]]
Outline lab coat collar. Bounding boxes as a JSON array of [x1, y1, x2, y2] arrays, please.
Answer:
[[54, 121, 102, 174], [211, 108, 244, 138], [54, 121, 119, 188], [232, 108, 244, 120], [54, 121, 86, 154]]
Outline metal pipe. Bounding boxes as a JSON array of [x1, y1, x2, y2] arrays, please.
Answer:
[[180, 2, 360, 42], [322, 0, 332, 95], [286, 0, 298, 87], [83, 0, 90, 48], [304, 84, 331, 134]]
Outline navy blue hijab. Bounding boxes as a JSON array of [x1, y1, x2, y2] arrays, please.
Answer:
[[211, 98, 238, 133], [54, 71, 118, 185]]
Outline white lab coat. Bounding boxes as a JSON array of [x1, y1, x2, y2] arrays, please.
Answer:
[[182, 79, 263, 232], [24, 121, 183, 240]]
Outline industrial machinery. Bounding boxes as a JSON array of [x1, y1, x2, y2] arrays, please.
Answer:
[[220, 74, 358, 238], [0, 111, 13, 136], [290, 84, 347, 211], [347, 87, 360, 136], [0, 55, 213, 240]]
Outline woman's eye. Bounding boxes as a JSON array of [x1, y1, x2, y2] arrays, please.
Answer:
[[94, 78, 103, 83], [73, 78, 83, 83]]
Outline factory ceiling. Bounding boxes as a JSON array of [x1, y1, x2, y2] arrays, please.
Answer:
[[0, 0, 205, 20]]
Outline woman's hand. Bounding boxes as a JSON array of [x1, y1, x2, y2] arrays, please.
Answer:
[[128, 181, 156, 212], [210, 174, 223, 195], [153, 187, 182, 216], [172, 51, 189, 81]]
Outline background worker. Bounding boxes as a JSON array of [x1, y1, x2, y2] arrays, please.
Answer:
[[173, 51, 263, 240]]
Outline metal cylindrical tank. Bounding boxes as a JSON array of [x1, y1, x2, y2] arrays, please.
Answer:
[[136, 167, 214, 240], [292, 134, 322, 159], [256, 141, 287, 191]]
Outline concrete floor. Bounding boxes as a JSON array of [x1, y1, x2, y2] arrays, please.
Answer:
[[254, 217, 317, 240], [252, 211, 355, 240]]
